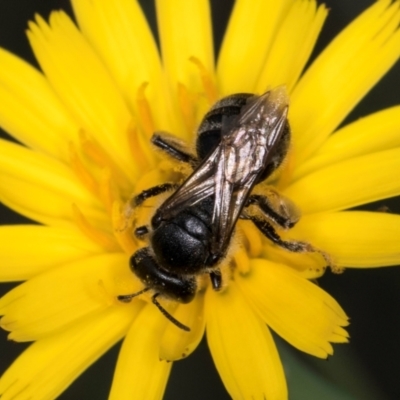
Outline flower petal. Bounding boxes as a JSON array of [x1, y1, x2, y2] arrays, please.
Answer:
[[0, 48, 78, 161], [256, 1, 328, 93], [156, 0, 214, 87], [290, 211, 400, 268], [159, 292, 205, 361], [205, 283, 287, 400], [0, 253, 134, 341], [71, 0, 176, 132], [0, 305, 137, 400], [237, 259, 349, 359], [261, 243, 329, 280], [217, 0, 293, 94], [109, 304, 172, 400], [294, 105, 400, 180], [290, 0, 400, 162], [156, 0, 214, 136], [27, 12, 136, 181], [0, 139, 106, 228], [0, 225, 104, 281], [284, 147, 400, 214]]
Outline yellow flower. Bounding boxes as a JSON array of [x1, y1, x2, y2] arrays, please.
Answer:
[[0, 1, 400, 399]]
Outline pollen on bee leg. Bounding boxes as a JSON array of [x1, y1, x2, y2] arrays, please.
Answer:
[[72, 203, 119, 251], [331, 264, 345, 274], [136, 82, 155, 139], [303, 242, 343, 274], [189, 56, 218, 106]]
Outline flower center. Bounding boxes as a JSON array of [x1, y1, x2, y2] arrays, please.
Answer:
[[68, 58, 274, 297]]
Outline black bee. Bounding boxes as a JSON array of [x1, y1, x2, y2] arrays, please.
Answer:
[[119, 88, 326, 331]]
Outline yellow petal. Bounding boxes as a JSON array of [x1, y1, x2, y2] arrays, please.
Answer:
[[156, 0, 214, 83], [0, 48, 78, 161], [217, 0, 293, 94], [284, 147, 400, 215], [290, 211, 400, 268], [0, 225, 104, 281], [237, 259, 349, 359], [0, 305, 137, 400], [156, 0, 214, 136], [294, 105, 400, 180], [205, 283, 287, 400], [0, 138, 106, 228], [27, 12, 136, 181], [109, 304, 172, 400], [261, 243, 329, 279], [290, 0, 400, 163], [256, 1, 328, 93], [0, 253, 132, 341], [71, 0, 175, 133], [159, 291, 205, 361]]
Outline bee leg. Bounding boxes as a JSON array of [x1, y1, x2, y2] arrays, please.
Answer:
[[134, 225, 149, 239], [122, 183, 179, 233], [152, 132, 197, 166], [249, 215, 333, 267], [245, 193, 300, 230], [209, 270, 222, 291], [131, 183, 179, 207]]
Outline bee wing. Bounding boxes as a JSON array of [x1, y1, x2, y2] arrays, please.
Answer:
[[156, 146, 221, 219], [158, 87, 289, 260], [211, 88, 289, 255]]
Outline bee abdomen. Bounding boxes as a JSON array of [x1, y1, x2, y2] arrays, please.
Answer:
[[196, 93, 254, 159]]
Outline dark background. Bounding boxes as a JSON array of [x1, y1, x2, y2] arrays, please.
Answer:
[[0, 1, 399, 399]]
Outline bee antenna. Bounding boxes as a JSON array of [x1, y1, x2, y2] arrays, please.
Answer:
[[152, 293, 190, 332], [117, 287, 151, 302]]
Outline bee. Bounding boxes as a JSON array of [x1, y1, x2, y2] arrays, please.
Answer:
[[119, 87, 328, 331]]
